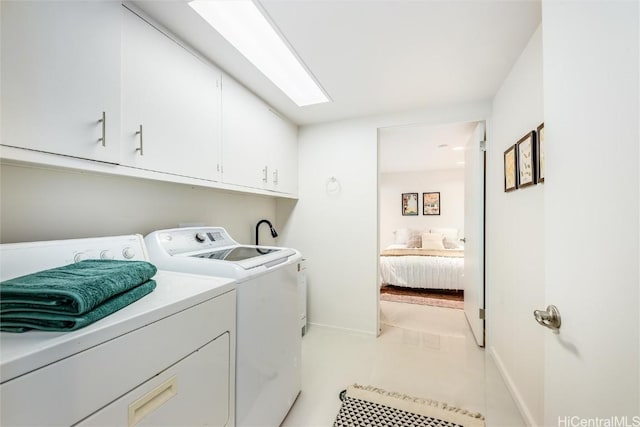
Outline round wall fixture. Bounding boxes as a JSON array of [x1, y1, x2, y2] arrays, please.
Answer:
[[326, 176, 341, 195]]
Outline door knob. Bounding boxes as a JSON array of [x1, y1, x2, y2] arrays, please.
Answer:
[[533, 305, 561, 332]]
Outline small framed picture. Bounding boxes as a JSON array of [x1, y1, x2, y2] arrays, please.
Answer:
[[504, 144, 518, 192], [536, 123, 545, 183], [401, 193, 419, 216], [517, 131, 536, 188], [423, 192, 441, 215]]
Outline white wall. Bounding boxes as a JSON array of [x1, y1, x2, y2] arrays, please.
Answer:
[[485, 25, 544, 426], [379, 169, 464, 250], [278, 102, 491, 334], [0, 163, 278, 245]]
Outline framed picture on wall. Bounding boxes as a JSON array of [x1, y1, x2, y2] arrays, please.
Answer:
[[401, 193, 419, 216], [517, 131, 536, 188], [504, 144, 518, 192], [536, 122, 545, 183], [423, 192, 441, 215]]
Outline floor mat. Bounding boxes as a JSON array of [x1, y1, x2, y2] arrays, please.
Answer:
[[380, 286, 464, 310], [334, 384, 484, 427]]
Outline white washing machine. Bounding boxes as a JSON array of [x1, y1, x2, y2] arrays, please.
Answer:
[[145, 227, 302, 427], [0, 235, 236, 426]]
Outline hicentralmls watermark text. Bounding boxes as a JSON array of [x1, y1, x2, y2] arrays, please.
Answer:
[[558, 416, 640, 427]]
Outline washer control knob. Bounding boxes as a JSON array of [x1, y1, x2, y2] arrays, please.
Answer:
[[100, 250, 114, 260], [74, 252, 88, 263], [195, 233, 207, 243], [122, 247, 136, 259]]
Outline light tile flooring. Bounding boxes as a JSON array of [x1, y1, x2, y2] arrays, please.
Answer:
[[282, 300, 525, 426]]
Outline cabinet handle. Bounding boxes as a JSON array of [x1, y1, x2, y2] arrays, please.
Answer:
[[273, 169, 279, 185], [135, 125, 144, 156], [262, 166, 268, 183], [97, 111, 106, 147]]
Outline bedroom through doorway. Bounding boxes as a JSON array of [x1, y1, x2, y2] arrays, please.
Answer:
[[377, 120, 484, 340]]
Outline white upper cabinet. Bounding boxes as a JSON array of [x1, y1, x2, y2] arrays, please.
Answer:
[[121, 8, 221, 181], [1, 1, 121, 163], [221, 77, 298, 195], [267, 110, 298, 195]]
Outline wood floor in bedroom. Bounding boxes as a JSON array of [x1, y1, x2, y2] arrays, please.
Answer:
[[281, 301, 525, 426]]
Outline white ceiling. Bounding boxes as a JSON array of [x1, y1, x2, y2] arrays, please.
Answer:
[[130, 0, 541, 126], [379, 121, 478, 173]]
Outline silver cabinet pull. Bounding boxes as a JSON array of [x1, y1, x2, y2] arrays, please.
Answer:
[[533, 305, 561, 332], [262, 166, 268, 183], [135, 125, 144, 156], [98, 111, 106, 147], [273, 169, 279, 185]]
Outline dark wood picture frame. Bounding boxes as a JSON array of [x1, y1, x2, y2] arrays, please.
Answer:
[[401, 193, 419, 216], [504, 144, 518, 192], [516, 131, 536, 188], [536, 122, 545, 183], [423, 192, 441, 215]]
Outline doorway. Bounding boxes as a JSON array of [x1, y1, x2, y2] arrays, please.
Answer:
[[377, 120, 486, 346]]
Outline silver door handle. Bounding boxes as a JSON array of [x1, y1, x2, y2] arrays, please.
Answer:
[[460, 237, 466, 243], [135, 125, 144, 156], [98, 111, 106, 147], [262, 166, 268, 183], [273, 169, 279, 185], [533, 305, 561, 332]]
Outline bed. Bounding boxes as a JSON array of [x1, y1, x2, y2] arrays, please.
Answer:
[[379, 228, 464, 290]]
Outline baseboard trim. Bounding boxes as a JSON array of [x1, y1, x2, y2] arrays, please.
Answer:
[[489, 346, 537, 426]]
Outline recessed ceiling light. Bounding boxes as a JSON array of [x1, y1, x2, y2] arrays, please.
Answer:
[[189, 0, 330, 107], [452, 146, 465, 151], [457, 161, 466, 165], [437, 144, 449, 148]]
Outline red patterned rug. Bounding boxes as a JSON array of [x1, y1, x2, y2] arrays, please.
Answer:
[[380, 285, 464, 310]]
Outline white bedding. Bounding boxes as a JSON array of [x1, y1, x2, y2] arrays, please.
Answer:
[[379, 250, 464, 290]]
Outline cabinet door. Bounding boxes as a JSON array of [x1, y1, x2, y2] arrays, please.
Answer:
[[1, 1, 121, 163], [121, 9, 221, 181], [221, 77, 271, 189], [221, 77, 298, 194], [268, 112, 298, 195]]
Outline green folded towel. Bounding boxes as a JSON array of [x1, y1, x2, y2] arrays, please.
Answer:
[[0, 259, 157, 315], [0, 280, 157, 332]]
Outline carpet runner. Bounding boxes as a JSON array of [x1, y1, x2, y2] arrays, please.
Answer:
[[380, 285, 464, 310]]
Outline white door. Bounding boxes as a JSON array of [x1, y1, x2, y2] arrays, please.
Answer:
[[221, 77, 271, 189], [1, 1, 121, 163], [542, 1, 639, 423], [121, 7, 221, 181], [463, 122, 485, 347], [267, 110, 298, 195]]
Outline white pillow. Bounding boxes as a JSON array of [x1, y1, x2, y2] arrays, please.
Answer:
[[430, 228, 458, 241], [393, 228, 411, 244], [421, 232, 445, 250]]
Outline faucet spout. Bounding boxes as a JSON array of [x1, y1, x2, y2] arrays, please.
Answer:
[[256, 219, 278, 246]]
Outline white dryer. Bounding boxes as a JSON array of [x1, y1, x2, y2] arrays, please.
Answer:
[[145, 227, 302, 427], [0, 235, 236, 426]]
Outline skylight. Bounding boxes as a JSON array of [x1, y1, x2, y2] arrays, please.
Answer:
[[189, 0, 330, 107]]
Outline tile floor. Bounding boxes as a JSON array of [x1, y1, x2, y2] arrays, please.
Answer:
[[281, 300, 525, 427]]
